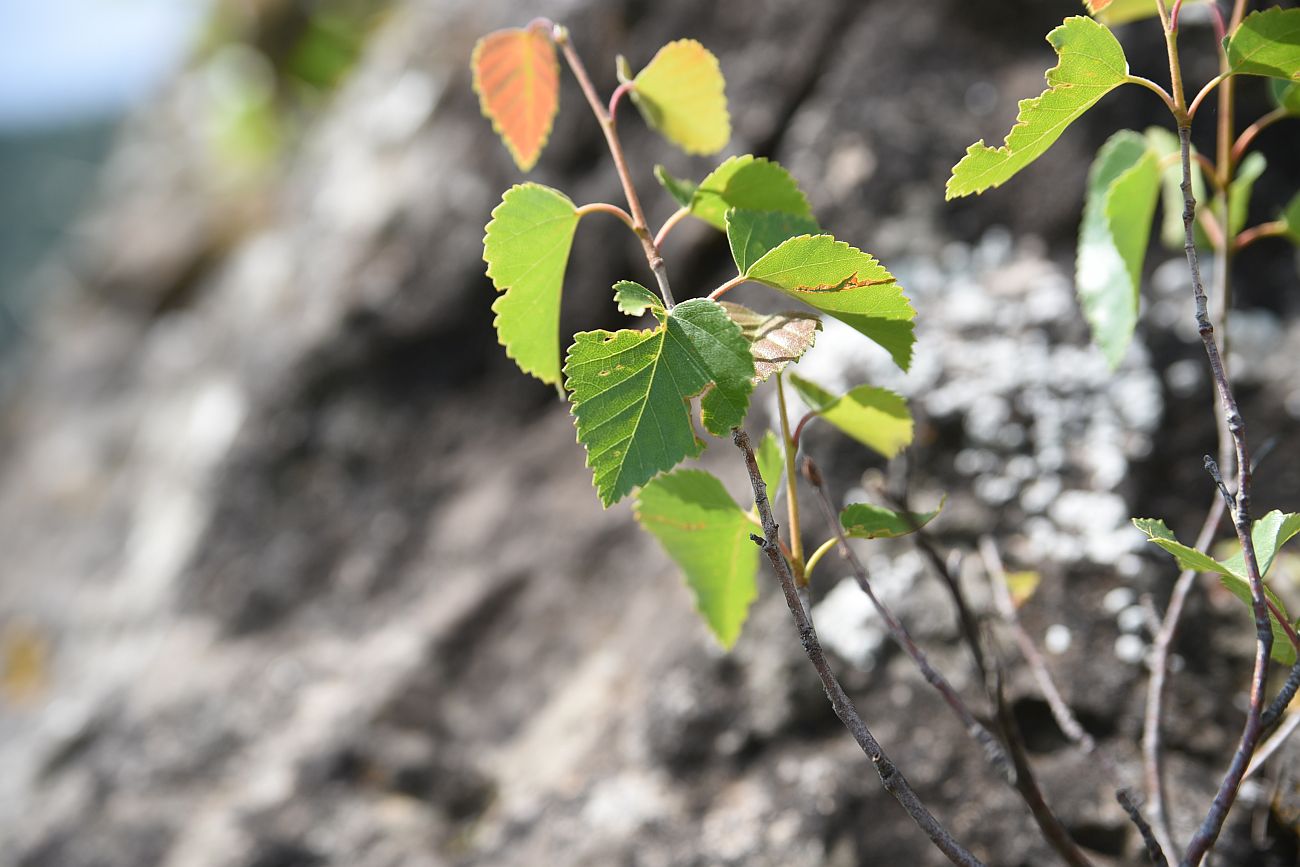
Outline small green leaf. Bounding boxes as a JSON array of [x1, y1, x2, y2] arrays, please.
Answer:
[[566, 297, 755, 507], [726, 208, 821, 274], [947, 17, 1130, 199], [788, 375, 913, 459], [654, 165, 698, 209], [691, 155, 815, 231], [484, 183, 581, 385], [1282, 191, 1300, 245], [631, 39, 730, 155], [1227, 8, 1300, 81], [1133, 517, 1296, 665], [635, 470, 758, 648], [1084, 0, 1207, 25], [743, 235, 915, 370], [841, 500, 942, 539], [1270, 79, 1300, 114], [1228, 151, 1267, 239], [755, 430, 785, 500], [614, 280, 664, 318], [1221, 511, 1300, 579], [720, 302, 821, 382], [1147, 126, 1208, 250], [1076, 130, 1161, 368]]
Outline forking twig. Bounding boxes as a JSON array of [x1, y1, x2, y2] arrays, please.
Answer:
[[732, 429, 984, 867]]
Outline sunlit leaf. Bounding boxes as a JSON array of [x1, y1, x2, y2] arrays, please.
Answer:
[[566, 296, 755, 506], [631, 39, 730, 155], [726, 208, 821, 274], [1084, 0, 1205, 26], [788, 374, 913, 458], [947, 17, 1130, 199], [1134, 516, 1297, 664], [1005, 571, 1042, 608], [613, 280, 664, 318], [1227, 8, 1300, 81], [742, 235, 915, 370], [720, 302, 821, 382], [691, 155, 815, 231], [840, 500, 942, 539], [484, 183, 580, 384], [636, 470, 758, 648], [1221, 511, 1300, 580], [1076, 130, 1160, 368], [472, 27, 560, 171]]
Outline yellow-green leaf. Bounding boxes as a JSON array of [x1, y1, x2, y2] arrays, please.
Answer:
[[743, 235, 915, 370], [1134, 516, 1297, 665], [690, 155, 815, 231], [1076, 130, 1160, 368], [471, 27, 560, 171], [788, 374, 913, 459], [1227, 8, 1300, 81], [947, 17, 1130, 199], [631, 39, 730, 155], [484, 183, 580, 384], [726, 208, 821, 274], [635, 470, 758, 648], [1282, 191, 1300, 245]]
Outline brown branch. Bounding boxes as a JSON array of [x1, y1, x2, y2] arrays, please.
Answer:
[[802, 458, 1094, 867], [1118, 789, 1171, 867], [1176, 122, 1273, 867], [553, 26, 675, 307], [732, 429, 984, 867], [1143, 495, 1226, 861]]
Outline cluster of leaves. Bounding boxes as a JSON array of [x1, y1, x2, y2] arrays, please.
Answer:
[[948, 9, 1300, 368], [474, 24, 935, 646], [950, 4, 1300, 639]]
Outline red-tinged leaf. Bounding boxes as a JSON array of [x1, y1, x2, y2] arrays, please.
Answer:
[[472, 27, 560, 172]]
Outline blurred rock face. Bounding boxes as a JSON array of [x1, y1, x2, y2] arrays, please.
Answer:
[[3, 0, 1300, 865]]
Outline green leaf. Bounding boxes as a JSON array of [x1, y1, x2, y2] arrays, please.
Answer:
[[1134, 517, 1296, 665], [1076, 131, 1161, 368], [755, 430, 784, 498], [614, 280, 664, 318], [1221, 511, 1300, 580], [947, 17, 1130, 199], [1282, 191, 1300, 245], [841, 500, 942, 539], [726, 208, 821, 275], [484, 183, 581, 385], [788, 374, 913, 459], [654, 164, 698, 209], [631, 39, 731, 155], [1084, 0, 1207, 25], [635, 470, 758, 648], [743, 235, 915, 370], [1228, 151, 1267, 239], [1227, 8, 1300, 81], [720, 302, 821, 382], [566, 297, 755, 507], [1147, 126, 1208, 250], [1270, 79, 1300, 114], [691, 155, 815, 231]]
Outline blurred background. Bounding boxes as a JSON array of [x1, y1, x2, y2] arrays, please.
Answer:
[[2, 1, 1299, 864]]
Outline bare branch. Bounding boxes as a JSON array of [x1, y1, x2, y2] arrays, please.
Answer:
[[1118, 789, 1170, 867], [1175, 122, 1273, 867], [732, 429, 984, 867], [802, 457, 1094, 867]]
